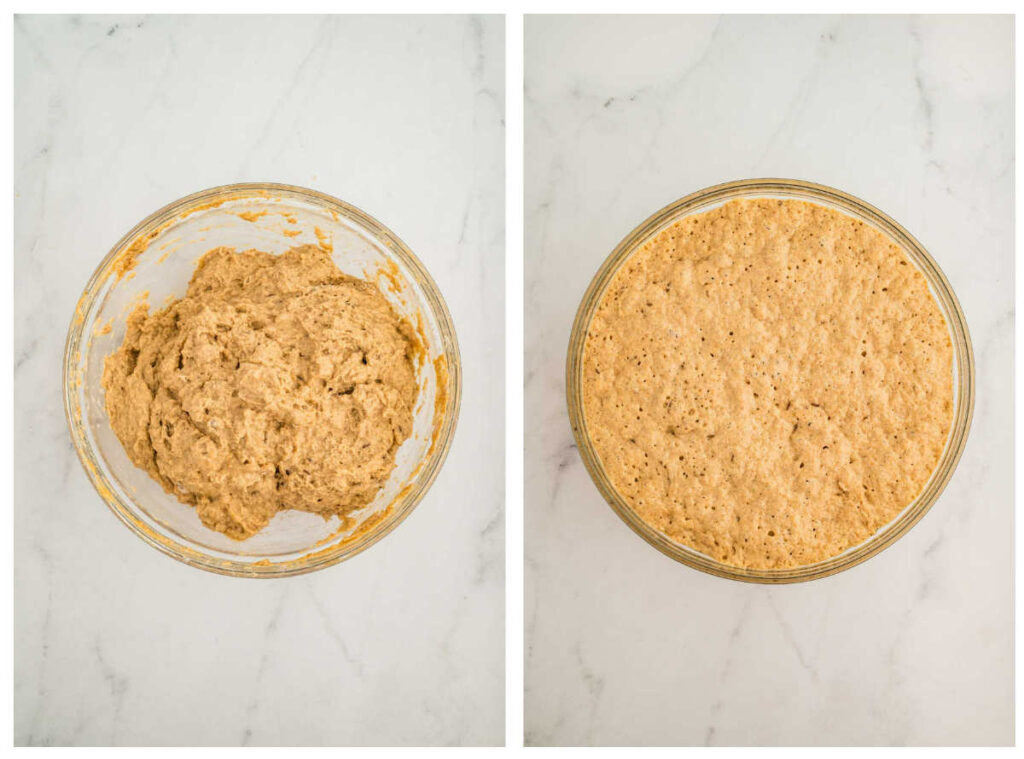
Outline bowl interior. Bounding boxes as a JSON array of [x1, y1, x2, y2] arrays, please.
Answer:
[[568, 179, 974, 582], [70, 188, 454, 567]]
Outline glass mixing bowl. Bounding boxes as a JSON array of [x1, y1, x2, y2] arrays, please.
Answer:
[[64, 183, 461, 577], [567, 178, 974, 583]]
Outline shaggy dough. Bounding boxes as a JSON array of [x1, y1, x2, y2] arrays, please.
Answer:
[[582, 198, 954, 569], [102, 244, 420, 539]]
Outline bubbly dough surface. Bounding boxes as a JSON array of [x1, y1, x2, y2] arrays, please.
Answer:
[[582, 198, 954, 569], [102, 244, 419, 539]]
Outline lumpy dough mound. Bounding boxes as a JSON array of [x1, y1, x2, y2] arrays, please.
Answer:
[[102, 244, 420, 539]]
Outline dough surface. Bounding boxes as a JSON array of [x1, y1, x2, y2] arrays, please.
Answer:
[[102, 244, 419, 539], [582, 198, 954, 569]]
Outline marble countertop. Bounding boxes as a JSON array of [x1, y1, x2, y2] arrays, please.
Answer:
[[525, 15, 1012, 746], [14, 14, 504, 746]]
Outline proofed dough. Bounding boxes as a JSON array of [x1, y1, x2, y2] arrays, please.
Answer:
[[582, 199, 954, 569]]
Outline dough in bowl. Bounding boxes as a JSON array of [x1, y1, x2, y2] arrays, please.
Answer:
[[102, 244, 420, 539], [582, 198, 953, 569]]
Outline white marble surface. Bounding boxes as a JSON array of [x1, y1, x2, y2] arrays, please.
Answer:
[[14, 14, 504, 746], [525, 15, 1012, 746]]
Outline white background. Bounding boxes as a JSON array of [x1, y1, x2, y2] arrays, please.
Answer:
[[14, 14, 505, 746], [525, 14, 1013, 746]]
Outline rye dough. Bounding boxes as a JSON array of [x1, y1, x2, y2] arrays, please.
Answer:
[[582, 198, 953, 569], [102, 244, 419, 539]]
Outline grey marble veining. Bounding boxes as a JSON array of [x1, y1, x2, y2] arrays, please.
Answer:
[[14, 14, 504, 746], [524, 15, 1012, 746]]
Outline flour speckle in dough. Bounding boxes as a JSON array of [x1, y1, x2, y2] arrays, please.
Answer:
[[102, 244, 420, 539], [582, 198, 954, 569]]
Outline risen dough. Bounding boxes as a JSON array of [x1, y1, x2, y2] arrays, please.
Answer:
[[582, 198, 954, 569], [102, 244, 419, 539]]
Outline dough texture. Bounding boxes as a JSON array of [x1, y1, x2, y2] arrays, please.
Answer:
[[102, 244, 420, 539], [582, 198, 954, 569]]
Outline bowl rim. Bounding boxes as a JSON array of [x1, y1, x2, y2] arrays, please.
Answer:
[[565, 177, 975, 583], [63, 182, 462, 578]]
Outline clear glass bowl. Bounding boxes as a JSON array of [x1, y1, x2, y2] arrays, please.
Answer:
[[64, 183, 461, 577], [567, 178, 974, 583]]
